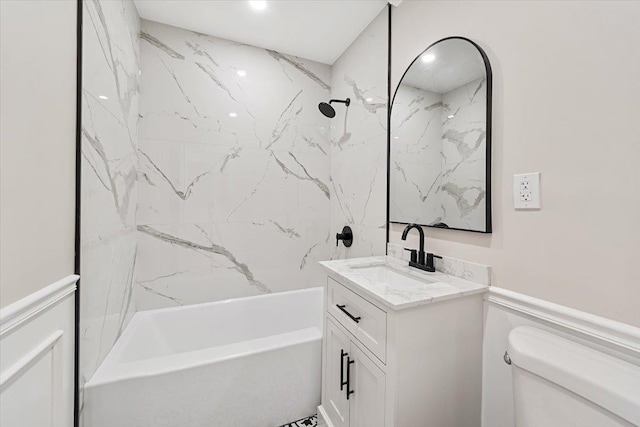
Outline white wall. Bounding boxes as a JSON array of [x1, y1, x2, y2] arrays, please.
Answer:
[[0, 0, 77, 307], [390, 1, 640, 327], [0, 277, 78, 427]]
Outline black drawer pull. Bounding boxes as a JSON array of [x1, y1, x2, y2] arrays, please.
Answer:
[[336, 304, 361, 323], [346, 356, 355, 400]]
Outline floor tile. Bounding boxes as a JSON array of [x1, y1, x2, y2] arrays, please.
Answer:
[[279, 414, 317, 427]]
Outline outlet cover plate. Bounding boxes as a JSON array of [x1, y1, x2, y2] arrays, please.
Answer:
[[514, 172, 540, 209]]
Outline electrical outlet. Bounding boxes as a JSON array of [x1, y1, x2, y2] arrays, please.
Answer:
[[514, 172, 540, 209]]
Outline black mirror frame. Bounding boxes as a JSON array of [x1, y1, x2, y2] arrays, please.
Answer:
[[386, 36, 493, 235]]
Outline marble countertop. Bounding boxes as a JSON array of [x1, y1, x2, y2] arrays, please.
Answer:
[[319, 256, 489, 310]]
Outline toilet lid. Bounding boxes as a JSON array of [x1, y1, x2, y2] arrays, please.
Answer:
[[508, 326, 640, 426]]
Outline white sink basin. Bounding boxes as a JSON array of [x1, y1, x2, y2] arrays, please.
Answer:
[[320, 256, 489, 309], [350, 263, 436, 288]]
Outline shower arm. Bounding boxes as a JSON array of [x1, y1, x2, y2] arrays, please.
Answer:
[[329, 98, 351, 106]]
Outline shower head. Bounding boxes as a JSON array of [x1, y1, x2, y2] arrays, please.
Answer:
[[318, 98, 350, 118], [318, 102, 336, 118]]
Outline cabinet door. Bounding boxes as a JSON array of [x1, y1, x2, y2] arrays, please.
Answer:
[[348, 342, 386, 427], [324, 317, 351, 427]]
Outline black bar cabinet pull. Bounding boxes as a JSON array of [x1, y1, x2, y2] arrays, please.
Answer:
[[336, 304, 361, 323], [346, 356, 355, 400], [340, 350, 347, 390]]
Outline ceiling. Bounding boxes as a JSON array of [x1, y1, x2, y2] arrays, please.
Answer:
[[134, 0, 388, 65], [401, 39, 486, 94]]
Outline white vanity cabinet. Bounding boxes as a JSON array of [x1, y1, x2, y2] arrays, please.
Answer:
[[323, 317, 386, 427], [318, 272, 485, 427]]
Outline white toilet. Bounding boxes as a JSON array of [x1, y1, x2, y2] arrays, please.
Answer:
[[508, 326, 640, 427]]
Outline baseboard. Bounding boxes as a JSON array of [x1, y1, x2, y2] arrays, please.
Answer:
[[486, 287, 640, 355], [317, 405, 334, 427]]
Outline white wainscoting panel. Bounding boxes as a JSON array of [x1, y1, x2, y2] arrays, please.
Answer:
[[1, 275, 78, 427], [482, 286, 640, 427]]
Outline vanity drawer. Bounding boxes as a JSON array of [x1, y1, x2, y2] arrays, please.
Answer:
[[327, 277, 387, 363]]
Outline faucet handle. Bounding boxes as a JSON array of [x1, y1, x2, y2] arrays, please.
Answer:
[[426, 253, 442, 270], [403, 247, 417, 263]]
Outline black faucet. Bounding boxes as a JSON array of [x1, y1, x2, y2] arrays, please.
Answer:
[[401, 223, 441, 272]]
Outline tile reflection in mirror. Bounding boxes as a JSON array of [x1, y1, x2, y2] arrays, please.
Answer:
[[389, 37, 492, 233]]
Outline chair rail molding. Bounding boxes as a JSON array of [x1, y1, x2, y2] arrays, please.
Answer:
[[0, 274, 78, 336], [487, 286, 640, 355]]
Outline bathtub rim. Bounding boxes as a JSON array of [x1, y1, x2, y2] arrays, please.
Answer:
[[135, 285, 323, 317], [85, 287, 323, 388]]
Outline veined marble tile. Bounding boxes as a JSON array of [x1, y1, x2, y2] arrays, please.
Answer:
[[82, 0, 140, 241], [135, 220, 328, 310], [330, 147, 387, 227], [79, 228, 137, 424], [391, 86, 443, 165], [81, 3, 387, 400], [390, 160, 442, 224], [139, 19, 331, 153], [135, 223, 264, 309], [440, 159, 487, 230], [137, 20, 331, 309], [390, 84, 444, 224], [80, 0, 140, 423], [389, 74, 487, 231], [82, 0, 139, 134], [80, 229, 137, 375], [329, 8, 388, 260], [440, 77, 487, 230], [387, 242, 491, 286], [82, 92, 138, 241], [332, 225, 387, 261], [138, 140, 330, 225]]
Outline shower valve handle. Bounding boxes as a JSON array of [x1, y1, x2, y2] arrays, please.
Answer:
[[336, 226, 353, 247]]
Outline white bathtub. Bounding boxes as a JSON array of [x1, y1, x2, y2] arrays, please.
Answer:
[[84, 287, 323, 427]]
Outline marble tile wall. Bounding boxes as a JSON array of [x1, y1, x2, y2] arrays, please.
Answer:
[[329, 8, 389, 259], [136, 20, 332, 309], [440, 77, 487, 230], [80, 4, 390, 404], [389, 84, 443, 224], [80, 0, 139, 421]]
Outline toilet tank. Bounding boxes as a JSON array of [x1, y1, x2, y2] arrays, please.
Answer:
[[508, 326, 640, 427]]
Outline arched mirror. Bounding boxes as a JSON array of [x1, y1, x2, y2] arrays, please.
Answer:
[[389, 37, 492, 233]]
